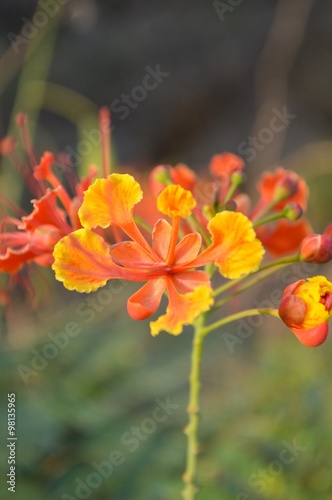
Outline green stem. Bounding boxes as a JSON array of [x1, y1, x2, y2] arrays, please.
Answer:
[[213, 255, 299, 298], [203, 308, 280, 336], [252, 212, 286, 228], [213, 263, 290, 310], [182, 315, 206, 499]]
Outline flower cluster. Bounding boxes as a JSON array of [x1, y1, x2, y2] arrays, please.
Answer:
[[1, 118, 331, 345]]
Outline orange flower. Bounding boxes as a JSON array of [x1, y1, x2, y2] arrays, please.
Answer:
[[279, 276, 332, 347], [208, 152, 244, 178], [256, 219, 312, 256], [52, 174, 265, 335], [254, 167, 308, 213], [251, 168, 311, 256]]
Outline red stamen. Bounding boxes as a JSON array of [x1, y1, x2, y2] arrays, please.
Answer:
[[15, 113, 38, 169], [99, 106, 111, 178]]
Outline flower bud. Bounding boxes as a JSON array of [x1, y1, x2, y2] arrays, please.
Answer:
[[283, 202, 303, 221], [279, 295, 307, 327], [273, 176, 299, 202], [299, 234, 332, 264], [222, 199, 237, 212]]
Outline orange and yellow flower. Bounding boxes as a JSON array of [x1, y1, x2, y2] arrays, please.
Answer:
[[52, 173, 265, 335], [279, 276, 332, 347]]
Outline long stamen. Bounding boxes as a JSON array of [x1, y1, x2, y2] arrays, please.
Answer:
[[99, 106, 111, 178], [166, 216, 180, 265], [15, 113, 38, 169]]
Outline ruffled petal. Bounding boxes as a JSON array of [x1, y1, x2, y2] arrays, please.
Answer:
[[78, 173, 143, 229], [20, 189, 71, 234], [52, 229, 118, 292], [157, 185, 196, 218], [127, 278, 166, 320], [0, 243, 44, 273], [152, 219, 172, 260], [174, 233, 202, 265], [150, 280, 213, 336], [193, 211, 264, 279]]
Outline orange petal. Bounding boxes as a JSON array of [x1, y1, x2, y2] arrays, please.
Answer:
[[193, 211, 264, 279], [170, 163, 196, 192], [152, 219, 172, 260], [290, 323, 328, 347], [111, 241, 157, 268], [256, 219, 312, 256], [150, 280, 213, 336], [78, 173, 143, 229], [174, 233, 202, 265], [172, 271, 211, 293], [209, 152, 244, 177], [34, 151, 55, 180], [127, 278, 166, 320], [0, 243, 45, 273], [157, 185, 196, 218], [52, 229, 118, 292], [20, 189, 71, 233]]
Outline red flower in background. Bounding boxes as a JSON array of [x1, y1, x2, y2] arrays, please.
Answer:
[[250, 167, 312, 256], [0, 151, 97, 273]]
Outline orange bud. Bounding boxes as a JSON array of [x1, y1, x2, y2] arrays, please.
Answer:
[[299, 234, 332, 264], [279, 295, 306, 327]]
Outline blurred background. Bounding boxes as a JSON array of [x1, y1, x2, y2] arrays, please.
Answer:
[[1, 0, 332, 498]]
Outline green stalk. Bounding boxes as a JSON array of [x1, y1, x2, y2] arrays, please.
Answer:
[[203, 308, 280, 336], [182, 314, 206, 499], [213, 255, 299, 298]]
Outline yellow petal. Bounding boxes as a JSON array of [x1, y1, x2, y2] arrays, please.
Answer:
[[157, 185, 196, 218], [78, 173, 143, 229], [52, 229, 115, 292], [209, 212, 264, 278], [194, 211, 264, 279], [150, 283, 213, 336], [295, 276, 332, 328]]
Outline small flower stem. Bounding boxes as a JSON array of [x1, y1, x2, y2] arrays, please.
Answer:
[[213, 264, 291, 310], [213, 255, 299, 298], [252, 211, 286, 228], [203, 308, 280, 336], [182, 314, 206, 500]]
